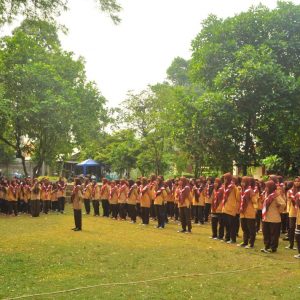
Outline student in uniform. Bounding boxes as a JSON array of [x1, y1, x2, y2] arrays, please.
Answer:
[[118, 179, 128, 220], [91, 180, 100, 216], [192, 179, 201, 224], [173, 180, 180, 221], [7, 179, 18, 216], [50, 183, 58, 212], [294, 190, 300, 259], [198, 177, 206, 224], [154, 176, 167, 229], [286, 179, 299, 250], [57, 177, 67, 214], [109, 181, 119, 219], [165, 180, 174, 221], [41, 179, 52, 214], [256, 180, 265, 233], [71, 178, 83, 231], [178, 177, 192, 233], [140, 177, 151, 225], [136, 180, 142, 218], [239, 177, 257, 248], [0, 180, 6, 214], [222, 173, 240, 244], [205, 177, 214, 223], [30, 179, 41, 217], [100, 178, 110, 217], [149, 175, 157, 220], [127, 180, 138, 223], [83, 178, 92, 215], [210, 178, 224, 240], [261, 180, 286, 253]]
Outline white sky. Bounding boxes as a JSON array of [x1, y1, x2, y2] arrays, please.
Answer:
[[4, 0, 300, 107]]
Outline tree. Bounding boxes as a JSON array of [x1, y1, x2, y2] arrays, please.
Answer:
[[189, 1, 300, 175], [0, 19, 107, 176], [0, 0, 121, 25]]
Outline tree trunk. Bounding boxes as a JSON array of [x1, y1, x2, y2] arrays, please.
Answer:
[[20, 154, 28, 177]]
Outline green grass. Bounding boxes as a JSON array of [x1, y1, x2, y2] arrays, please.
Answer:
[[0, 206, 299, 300]]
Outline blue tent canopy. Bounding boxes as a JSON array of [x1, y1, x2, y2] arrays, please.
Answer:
[[76, 159, 100, 176]]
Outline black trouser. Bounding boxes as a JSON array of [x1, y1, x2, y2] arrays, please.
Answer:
[[193, 206, 201, 224], [166, 202, 174, 218], [51, 201, 58, 211], [23, 201, 29, 214], [256, 209, 262, 232], [0, 199, 7, 214], [92, 200, 100, 216], [84, 199, 90, 215], [179, 207, 192, 232], [223, 213, 237, 242], [31, 200, 40, 217], [241, 218, 256, 246], [73, 209, 82, 230], [136, 203, 141, 217], [110, 204, 118, 219], [8, 201, 18, 216], [262, 222, 281, 251], [101, 199, 110, 217], [280, 213, 289, 233], [211, 213, 224, 239], [204, 203, 211, 222], [141, 207, 150, 224], [295, 225, 300, 254], [155, 204, 165, 228], [18, 199, 24, 212], [43, 200, 51, 214], [118, 203, 126, 219], [128, 204, 137, 222], [150, 200, 156, 219], [288, 217, 297, 248], [235, 214, 240, 237], [174, 204, 179, 221], [58, 197, 65, 213]]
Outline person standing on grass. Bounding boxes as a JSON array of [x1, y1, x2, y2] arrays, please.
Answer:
[[154, 176, 167, 229], [239, 177, 257, 249], [50, 183, 58, 212], [83, 178, 92, 215], [192, 179, 201, 224], [149, 175, 157, 220], [91, 180, 100, 216], [205, 177, 214, 223], [198, 177, 206, 225], [30, 178, 41, 217], [140, 177, 151, 225], [41, 179, 52, 214], [57, 177, 67, 214], [286, 179, 299, 250], [109, 181, 119, 219], [165, 180, 174, 222], [71, 178, 83, 231], [222, 173, 240, 244], [261, 180, 286, 253], [118, 179, 128, 220], [294, 190, 300, 259], [255, 180, 265, 233], [210, 178, 224, 240], [127, 179, 138, 223], [178, 177, 192, 234], [100, 178, 110, 217], [173, 180, 180, 222], [7, 179, 18, 216]]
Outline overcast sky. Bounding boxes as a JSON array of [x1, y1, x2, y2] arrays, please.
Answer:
[[6, 0, 300, 107]]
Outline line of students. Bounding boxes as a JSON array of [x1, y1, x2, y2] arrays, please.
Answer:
[[70, 173, 300, 259], [0, 177, 67, 217]]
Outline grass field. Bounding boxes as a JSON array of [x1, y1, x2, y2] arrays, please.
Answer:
[[0, 206, 299, 300]]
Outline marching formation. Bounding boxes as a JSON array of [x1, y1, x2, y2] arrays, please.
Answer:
[[70, 173, 300, 259], [1, 173, 300, 259], [0, 177, 67, 217]]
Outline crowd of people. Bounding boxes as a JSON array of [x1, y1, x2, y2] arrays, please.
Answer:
[[1, 173, 300, 259]]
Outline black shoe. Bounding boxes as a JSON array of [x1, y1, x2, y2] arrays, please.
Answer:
[[177, 230, 186, 233], [71, 228, 77, 231], [74, 228, 81, 231]]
